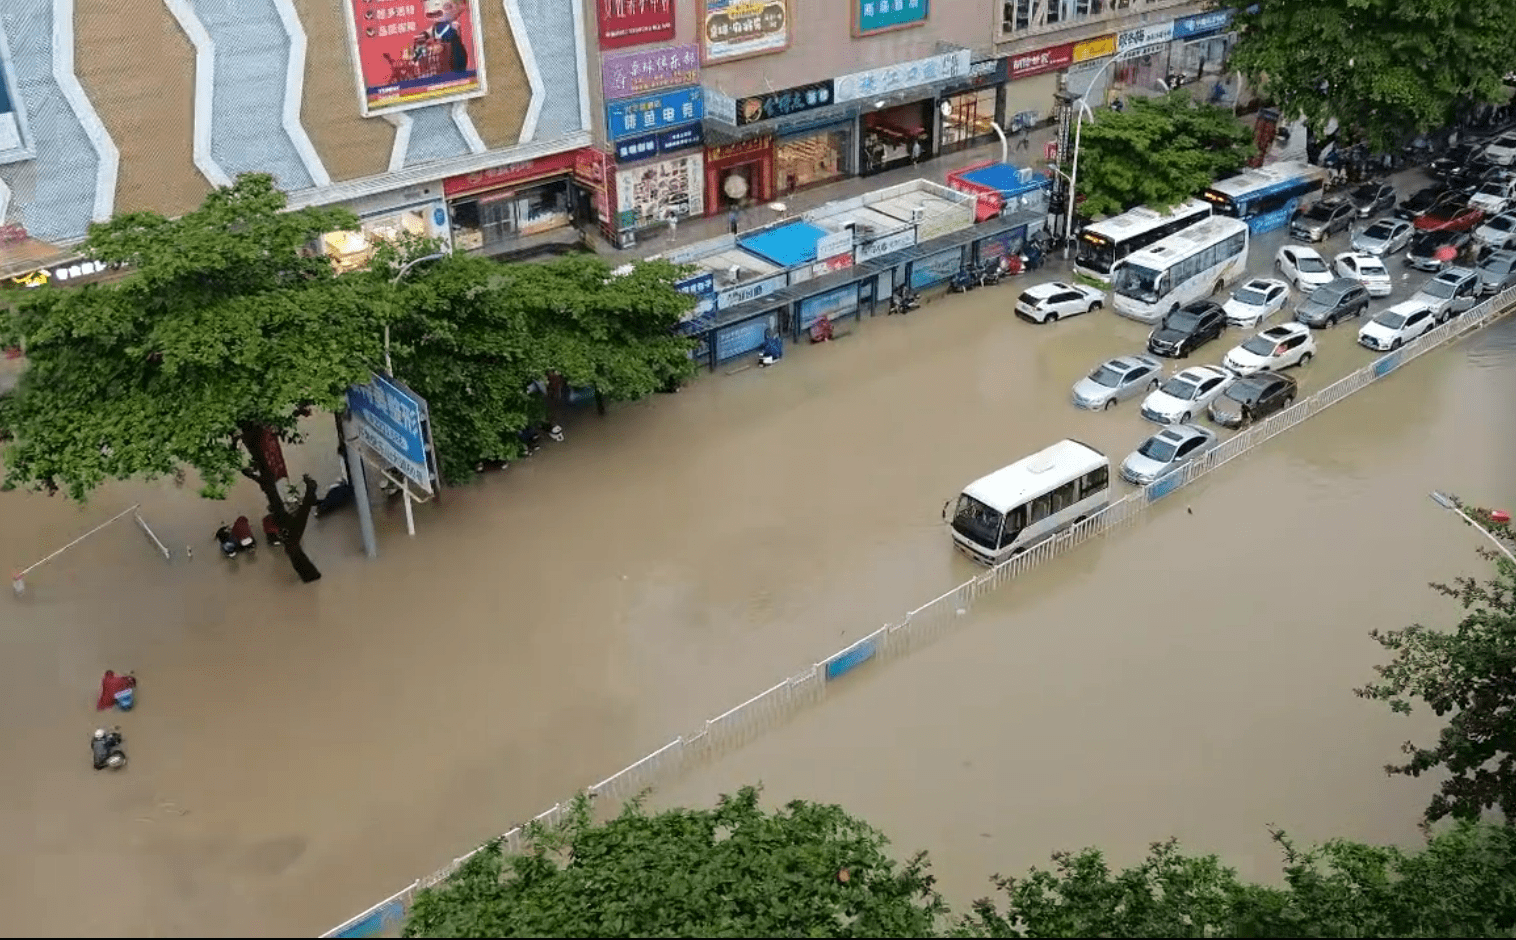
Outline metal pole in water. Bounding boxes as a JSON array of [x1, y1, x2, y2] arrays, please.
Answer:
[[1430, 491, 1516, 564], [343, 413, 380, 559], [402, 489, 416, 537]]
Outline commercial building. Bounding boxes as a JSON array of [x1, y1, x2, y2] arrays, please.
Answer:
[[582, 0, 1240, 246], [0, 0, 596, 282]]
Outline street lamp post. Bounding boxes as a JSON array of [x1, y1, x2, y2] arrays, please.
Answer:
[[1059, 49, 1126, 259], [1430, 491, 1516, 564], [384, 251, 446, 375]]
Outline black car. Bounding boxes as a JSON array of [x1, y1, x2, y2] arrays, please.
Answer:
[[1455, 163, 1512, 197], [1348, 181, 1396, 218], [1429, 143, 1484, 181], [1293, 278, 1371, 328], [1146, 301, 1227, 358], [1395, 184, 1459, 221], [1405, 229, 1474, 271], [1207, 371, 1299, 428]]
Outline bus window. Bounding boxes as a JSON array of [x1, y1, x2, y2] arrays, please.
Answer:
[[1030, 494, 1051, 524], [1000, 505, 1027, 547], [1079, 465, 1109, 499], [1050, 480, 1077, 513]]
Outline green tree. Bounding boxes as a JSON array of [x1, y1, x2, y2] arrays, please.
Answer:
[[1073, 92, 1254, 219], [1357, 498, 1516, 824], [955, 821, 1516, 938], [1229, 0, 1516, 153], [402, 786, 949, 938], [386, 250, 695, 482], [0, 174, 382, 583]]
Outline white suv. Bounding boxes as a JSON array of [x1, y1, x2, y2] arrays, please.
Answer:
[[1222, 322, 1318, 375], [1014, 281, 1106, 324], [1408, 267, 1480, 322]]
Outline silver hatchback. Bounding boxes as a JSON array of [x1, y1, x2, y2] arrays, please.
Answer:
[[1070, 354, 1164, 410], [1120, 423, 1217, 486]]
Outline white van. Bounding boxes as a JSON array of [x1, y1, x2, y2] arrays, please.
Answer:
[[947, 439, 1111, 565]]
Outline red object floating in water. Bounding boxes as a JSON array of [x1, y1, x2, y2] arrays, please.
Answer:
[[1491, 510, 1511, 524], [96, 670, 137, 711]]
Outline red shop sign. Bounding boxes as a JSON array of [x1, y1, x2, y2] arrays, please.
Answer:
[[1009, 42, 1074, 79], [443, 149, 584, 198], [705, 137, 771, 165]]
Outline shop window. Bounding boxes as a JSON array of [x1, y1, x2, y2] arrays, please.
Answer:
[[942, 88, 998, 152], [449, 180, 572, 251], [776, 129, 848, 194], [320, 208, 430, 273]]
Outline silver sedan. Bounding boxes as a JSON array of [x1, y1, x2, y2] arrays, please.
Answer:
[[1070, 354, 1164, 410], [1120, 423, 1217, 485], [1350, 217, 1414, 257]]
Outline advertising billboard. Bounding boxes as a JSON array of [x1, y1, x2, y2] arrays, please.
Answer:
[[700, 0, 790, 65], [602, 44, 701, 100], [596, 0, 676, 50], [615, 152, 705, 231], [854, 0, 927, 36], [343, 0, 487, 116], [605, 87, 704, 142]]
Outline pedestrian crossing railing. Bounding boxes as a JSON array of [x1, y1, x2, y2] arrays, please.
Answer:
[[321, 287, 1516, 939]]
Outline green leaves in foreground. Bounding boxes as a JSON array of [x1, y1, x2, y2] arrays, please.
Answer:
[[403, 785, 1516, 938]]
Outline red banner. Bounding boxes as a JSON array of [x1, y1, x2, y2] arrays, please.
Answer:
[[444, 149, 585, 198], [596, 0, 675, 50], [251, 426, 289, 482], [1009, 42, 1074, 79], [347, 0, 485, 116]]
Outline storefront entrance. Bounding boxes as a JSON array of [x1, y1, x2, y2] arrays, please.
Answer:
[[861, 99, 933, 176], [703, 138, 774, 214], [774, 124, 850, 194], [938, 58, 1008, 155], [442, 150, 584, 253]]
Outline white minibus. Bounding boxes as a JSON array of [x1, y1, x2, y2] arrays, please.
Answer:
[[947, 439, 1111, 566]]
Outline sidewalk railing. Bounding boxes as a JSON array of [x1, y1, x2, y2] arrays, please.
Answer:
[[322, 287, 1516, 938]]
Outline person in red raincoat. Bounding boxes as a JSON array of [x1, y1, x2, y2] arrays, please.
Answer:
[[97, 671, 136, 711]]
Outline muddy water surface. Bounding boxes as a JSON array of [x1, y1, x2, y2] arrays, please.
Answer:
[[0, 247, 1511, 935]]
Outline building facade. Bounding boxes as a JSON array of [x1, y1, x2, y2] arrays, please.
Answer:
[[0, 0, 597, 281], [582, 0, 1239, 245]]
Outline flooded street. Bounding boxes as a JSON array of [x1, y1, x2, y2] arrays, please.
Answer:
[[2, 224, 1513, 934]]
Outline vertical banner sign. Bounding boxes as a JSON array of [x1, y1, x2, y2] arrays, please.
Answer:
[[601, 44, 701, 100], [700, 0, 790, 65], [343, 0, 487, 116], [251, 426, 290, 481], [854, 0, 928, 36], [597, 0, 675, 50]]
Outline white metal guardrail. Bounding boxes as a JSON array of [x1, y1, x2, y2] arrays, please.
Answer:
[[321, 288, 1516, 939]]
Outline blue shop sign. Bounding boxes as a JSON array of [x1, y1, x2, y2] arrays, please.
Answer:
[[615, 132, 661, 163], [856, 0, 928, 35], [615, 123, 706, 163], [1173, 8, 1234, 39], [659, 123, 704, 152], [675, 271, 717, 318], [606, 87, 704, 142]]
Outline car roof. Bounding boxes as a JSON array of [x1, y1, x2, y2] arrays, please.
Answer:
[[1282, 244, 1322, 257], [1025, 281, 1075, 298], [1240, 277, 1275, 289], [1259, 323, 1305, 339], [1487, 249, 1516, 263], [1435, 266, 1476, 281], [1384, 299, 1432, 314], [1153, 424, 1206, 445], [1174, 365, 1226, 382], [1108, 355, 1155, 371], [1317, 277, 1359, 292]]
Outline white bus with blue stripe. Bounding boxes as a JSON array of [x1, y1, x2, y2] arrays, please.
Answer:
[[1201, 161, 1327, 235], [948, 439, 1111, 566]]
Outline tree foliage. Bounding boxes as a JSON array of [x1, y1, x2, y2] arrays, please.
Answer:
[[401, 786, 948, 938], [1074, 92, 1254, 219], [402, 783, 1516, 938], [384, 248, 695, 482], [0, 173, 380, 582], [1229, 0, 1516, 152], [1357, 499, 1516, 824]]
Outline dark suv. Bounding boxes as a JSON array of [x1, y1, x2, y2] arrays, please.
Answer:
[[1146, 301, 1227, 358], [1294, 277, 1370, 328], [1290, 198, 1356, 241], [1207, 371, 1299, 428]]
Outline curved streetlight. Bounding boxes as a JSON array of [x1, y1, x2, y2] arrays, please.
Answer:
[[1429, 490, 1516, 564], [384, 251, 447, 374]]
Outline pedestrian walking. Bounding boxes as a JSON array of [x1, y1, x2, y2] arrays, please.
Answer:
[[665, 208, 678, 243], [1014, 120, 1030, 152], [910, 137, 923, 165], [728, 205, 740, 235]]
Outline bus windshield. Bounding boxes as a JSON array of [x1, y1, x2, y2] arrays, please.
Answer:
[[952, 495, 1004, 549], [1203, 192, 1238, 216], [1076, 233, 1116, 273], [1115, 263, 1165, 303]]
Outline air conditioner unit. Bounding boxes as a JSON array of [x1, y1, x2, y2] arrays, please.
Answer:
[[727, 265, 742, 284], [910, 205, 926, 223], [1016, 167, 1034, 185]]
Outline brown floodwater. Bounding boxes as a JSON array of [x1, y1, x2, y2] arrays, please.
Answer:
[[1, 231, 1512, 935]]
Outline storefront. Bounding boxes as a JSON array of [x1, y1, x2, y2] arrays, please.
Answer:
[[1064, 35, 1117, 106], [1004, 43, 1070, 133], [617, 151, 706, 232], [323, 189, 451, 272], [937, 57, 1008, 155], [443, 149, 584, 253], [774, 118, 852, 195], [861, 99, 934, 176], [703, 137, 773, 213], [1113, 21, 1176, 94], [1170, 9, 1238, 93]]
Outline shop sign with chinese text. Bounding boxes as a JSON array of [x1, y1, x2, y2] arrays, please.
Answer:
[[606, 87, 704, 142], [443, 149, 583, 198], [833, 49, 971, 103], [597, 0, 675, 49], [602, 44, 700, 100], [735, 80, 835, 126], [854, 0, 927, 36], [1009, 42, 1073, 78], [614, 124, 705, 163], [1173, 9, 1235, 39], [1072, 35, 1116, 63], [1117, 21, 1175, 58], [701, 0, 790, 65]]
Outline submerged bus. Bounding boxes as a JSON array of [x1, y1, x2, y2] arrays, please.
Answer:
[[1112, 215, 1250, 323], [1201, 161, 1327, 234], [1073, 199, 1213, 280], [947, 439, 1111, 566]]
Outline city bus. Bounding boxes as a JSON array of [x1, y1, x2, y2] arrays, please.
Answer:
[[1072, 199, 1213, 281], [947, 439, 1111, 566], [1112, 215, 1250, 323], [1201, 161, 1327, 234]]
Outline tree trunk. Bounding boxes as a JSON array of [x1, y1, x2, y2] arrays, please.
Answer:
[[594, 389, 607, 416], [238, 425, 323, 584]]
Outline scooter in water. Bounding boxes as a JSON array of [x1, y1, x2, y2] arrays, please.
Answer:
[[91, 727, 127, 771], [949, 266, 978, 293], [888, 285, 920, 315], [315, 481, 354, 518], [214, 516, 256, 557], [975, 257, 1004, 287]]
